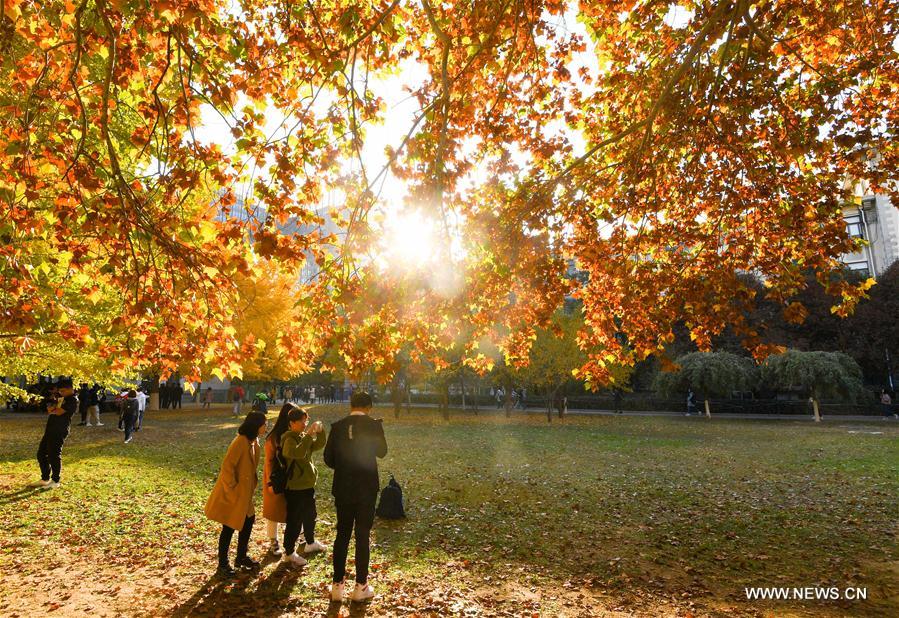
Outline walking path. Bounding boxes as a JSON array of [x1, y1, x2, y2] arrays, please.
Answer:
[[372, 402, 892, 422]]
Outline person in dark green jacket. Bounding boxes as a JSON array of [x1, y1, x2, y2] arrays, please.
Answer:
[[280, 407, 327, 566]]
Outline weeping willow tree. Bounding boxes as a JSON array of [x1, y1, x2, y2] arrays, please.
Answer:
[[760, 350, 864, 422], [654, 351, 756, 417]]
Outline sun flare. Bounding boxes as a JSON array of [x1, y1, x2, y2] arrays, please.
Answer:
[[378, 210, 438, 270]]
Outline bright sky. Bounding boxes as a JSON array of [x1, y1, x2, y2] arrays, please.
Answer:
[[193, 3, 697, 266]]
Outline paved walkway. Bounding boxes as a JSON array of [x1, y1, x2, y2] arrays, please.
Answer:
[[371, 402, 894, 422], [3, 401, 893, 423]]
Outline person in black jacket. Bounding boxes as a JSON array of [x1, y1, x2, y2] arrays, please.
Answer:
[[31, 379, 78, 488], [323, 391, 387, 603], [122, 389, 139, 443], [173, 382, 183, 409], [77, 383, 90, 426], [160, 383, 169, 409]]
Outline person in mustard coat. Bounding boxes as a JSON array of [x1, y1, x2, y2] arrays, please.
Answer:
[[205, 411, 267, 576], [262, 403, 297, 555]]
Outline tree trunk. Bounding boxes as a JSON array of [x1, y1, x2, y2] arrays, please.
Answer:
[[704, 398, 711, 418], [391, 374, 402, 419], [405, 381, 411, 412], [441, 383, 449, 420], [503, 376, 513, 418], [812, 397, 821, 422], [460, 372, 466, 411], [148, 375, 160, 411], [557, 387, 565, 419]]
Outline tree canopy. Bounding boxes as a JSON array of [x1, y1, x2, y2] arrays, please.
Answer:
[[760, 349, 865, 402], [3, 1, 897, 392]]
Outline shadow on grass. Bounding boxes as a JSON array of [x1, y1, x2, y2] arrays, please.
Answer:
[[323, 600, 371, 617], [171, 563, 307, 617], [0, 485, 46, 505]]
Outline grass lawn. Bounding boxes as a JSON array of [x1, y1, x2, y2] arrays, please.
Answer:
[[0, 404, 896, 617]]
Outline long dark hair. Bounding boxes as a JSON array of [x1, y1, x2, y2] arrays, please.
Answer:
[[266, 402, 298, 443], [237, 411, 267, 440]]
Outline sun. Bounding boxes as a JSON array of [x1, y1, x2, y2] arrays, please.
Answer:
[[378, 210, 438, 270]]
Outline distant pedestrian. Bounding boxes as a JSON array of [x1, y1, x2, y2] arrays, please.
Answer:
[[32, 379, 78, 489], [205, 411, 267, 576], [173, 382, 183, 409], [116, 390, 128, 431], [253, 392, 269, 414], [280, 407, 327, 567], [122, 389, 138, 443], [202, 387, 213, 409], [231, 384, 245, 416], [324, 391, 387, 602], [86, 384, 102, 426], [135, 388, 148, 430], [613, 388, 623, 414], [160, 383, 170, 409], [686, 389, 697, 416], [881, 390, 895, 419], [308, 386, 316, 405], [77, 383, 90, 426]]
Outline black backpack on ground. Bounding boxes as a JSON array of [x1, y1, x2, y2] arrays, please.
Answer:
[[376, 475, 406, 519]]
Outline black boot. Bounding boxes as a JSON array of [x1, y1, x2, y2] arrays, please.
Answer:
[[216, 563, 236, 577], [235, 555, 260, 569]]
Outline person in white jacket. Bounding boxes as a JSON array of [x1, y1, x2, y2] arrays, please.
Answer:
[[135, 388, 148, 430]]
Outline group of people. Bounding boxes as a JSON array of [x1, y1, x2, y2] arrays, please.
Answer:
[[493, 386, 527, 409], [205, 391, 387, 603], [158, 381, 183, 409], [116, 388, 148, 443], [29, 381, 153, 489]]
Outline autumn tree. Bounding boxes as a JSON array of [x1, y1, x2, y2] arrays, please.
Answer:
[[230, 261, 319, 382], [3, 1, 897, 390], [759, 350, 864, 421]]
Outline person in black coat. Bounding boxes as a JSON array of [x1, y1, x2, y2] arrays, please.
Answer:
[[323, 391, 387, 603], [32, 379, 78, 488], [160, 383, 169, 409], [122, 389, 139, 443], [77, 383, 90, 426], [172, 382, 183, 409]]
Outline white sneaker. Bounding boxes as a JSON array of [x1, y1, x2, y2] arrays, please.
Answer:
[[47, 481, 60, 489], [330, 581, 345, 601], [29, 479, 51, 487], [124, 437, 133, 444], [85, 423, 93, 427], [96, 422, 104, 426], [281, 552, 307, 567], [269, 540, 283, 556], [351, 583, 374, 602], [303, 540, 327, 554]]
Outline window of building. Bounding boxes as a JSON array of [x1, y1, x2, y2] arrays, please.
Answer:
[[843, 259, 870, 278], [844, 213, 865, 239]]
